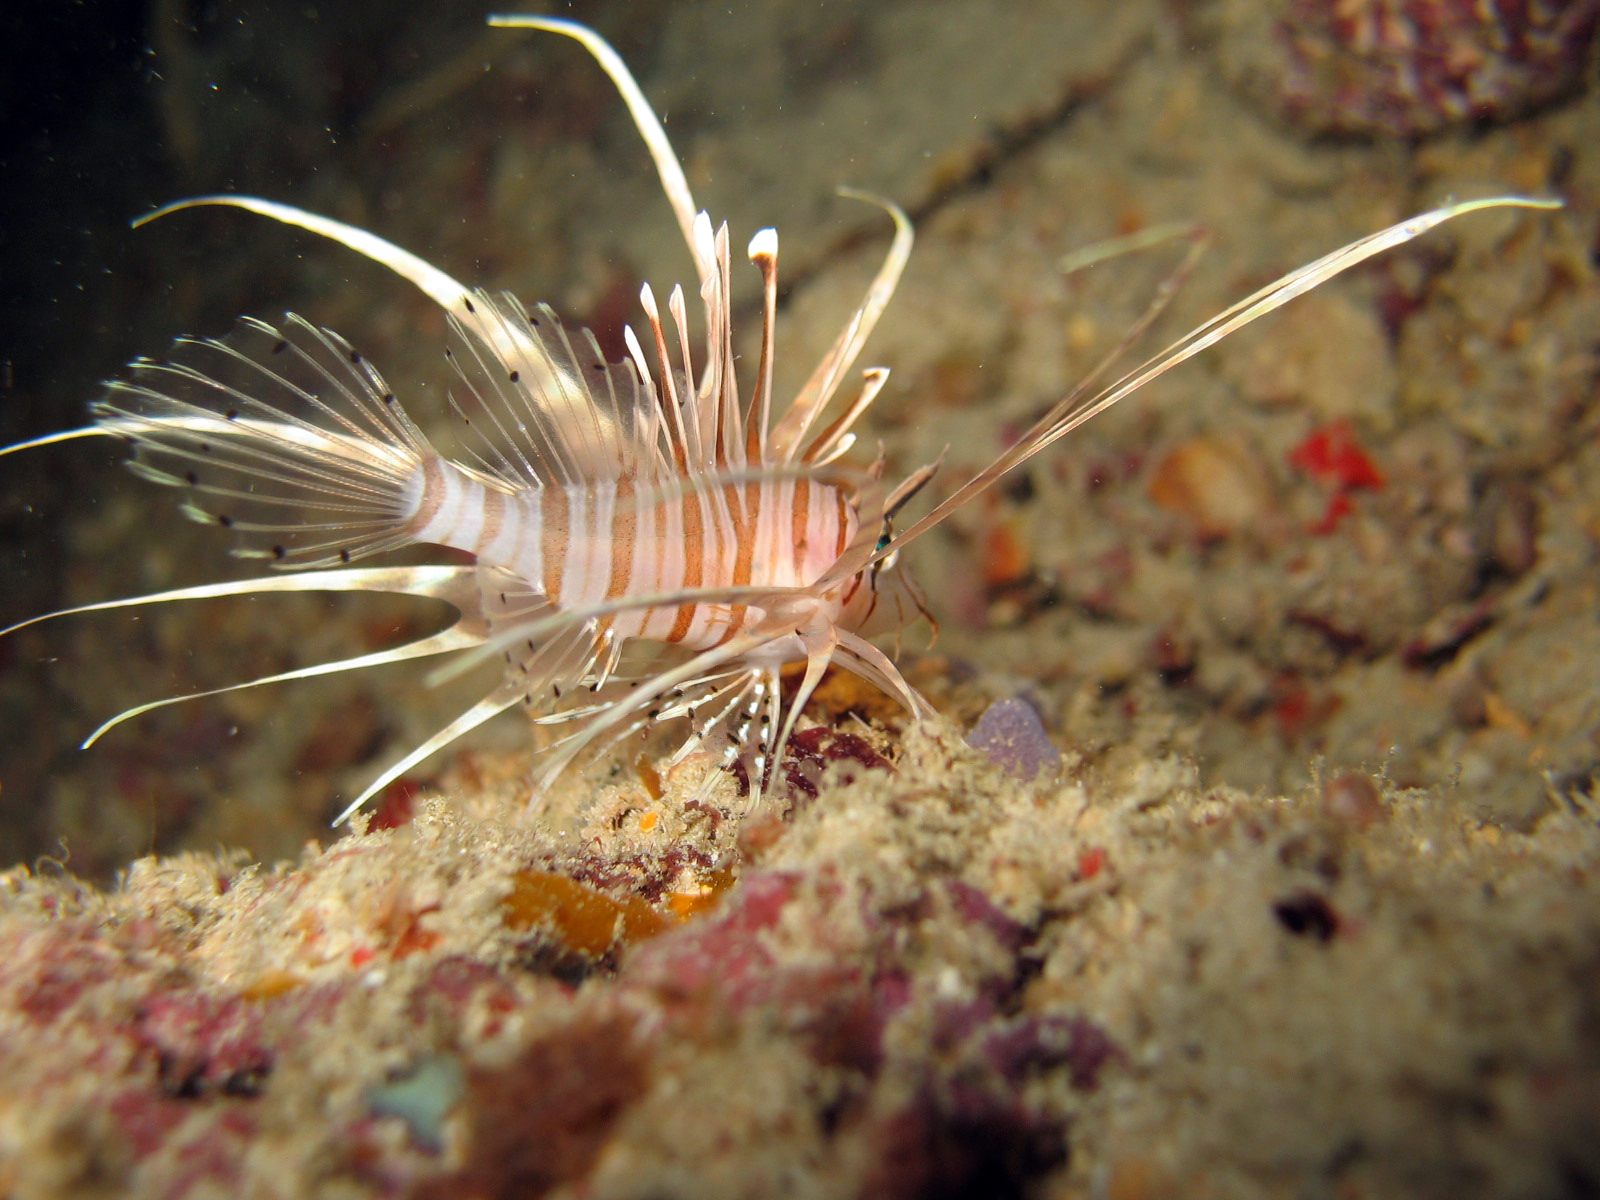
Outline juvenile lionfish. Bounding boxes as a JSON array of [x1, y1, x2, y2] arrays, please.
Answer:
[[1, 17, 1556, 824]]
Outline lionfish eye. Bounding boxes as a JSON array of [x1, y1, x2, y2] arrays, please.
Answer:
[[872, 520, 898, 573]]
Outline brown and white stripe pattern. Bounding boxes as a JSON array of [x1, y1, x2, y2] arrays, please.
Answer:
[[406, 454, 858, 653]]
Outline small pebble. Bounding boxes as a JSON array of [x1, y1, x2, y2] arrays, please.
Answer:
[[967, 696, 1062, 780]]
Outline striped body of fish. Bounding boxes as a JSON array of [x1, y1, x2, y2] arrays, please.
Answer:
[[407, 458, 870, 653], [0, 17, 1556, 824]]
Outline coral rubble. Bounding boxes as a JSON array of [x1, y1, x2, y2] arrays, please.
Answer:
[[1, 724, 1596, 1198]]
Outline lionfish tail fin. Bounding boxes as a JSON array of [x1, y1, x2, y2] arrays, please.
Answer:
[[93, 314, 434, 568]]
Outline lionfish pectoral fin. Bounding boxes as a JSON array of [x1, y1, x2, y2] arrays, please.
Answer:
[[768, 622, 840, 790], [529, 630, 779, 795], [486, 16, 709, 288], [0, 565, 484, 641], [883, 457, 943, 521], [0, 426, 111, 457], [137, 196, 477, 321], [1, 562, 491, 751], [134, 198, 538, 383], [83, 620, 488, 750], [837, 629, 936, 722], [1055, 220, 1209, 278], [332, 684, 526, 826], [425, 581, 815, 688]]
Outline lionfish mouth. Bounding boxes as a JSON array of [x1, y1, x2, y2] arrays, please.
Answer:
[[0, 15, 1559, 826]]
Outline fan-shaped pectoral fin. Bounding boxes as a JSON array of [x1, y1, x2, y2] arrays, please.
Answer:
[[529, 628, 778, 794], [135, 196, 478, 320], [0, 426, 110, 458], [863, 195, 1562, 575], [1, 563, 492, 760], [485, 16, 709, 289]]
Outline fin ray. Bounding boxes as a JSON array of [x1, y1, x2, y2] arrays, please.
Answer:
[[92, 315, 433, 568], [445, 293, 666, 486]]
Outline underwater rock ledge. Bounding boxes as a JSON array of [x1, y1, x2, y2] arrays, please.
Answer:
[[0, 725, 1597, 1200]]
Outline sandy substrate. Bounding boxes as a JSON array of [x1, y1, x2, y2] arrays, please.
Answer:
[[3, 724, 1597, 1199]]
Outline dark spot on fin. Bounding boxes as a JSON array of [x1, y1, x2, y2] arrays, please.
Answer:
[[218, 514, 234, 528], [340, 549, 351, 564], [272, 340, 289, 355], [225, 410, 239, 421], [463, 298, 476, 314], [273, 545, 287, 561], [509, 370, 520, 383]]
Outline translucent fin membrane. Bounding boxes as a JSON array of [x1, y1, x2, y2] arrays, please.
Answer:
[[443, 293, 666, 488], [93, 314, 434, 568]]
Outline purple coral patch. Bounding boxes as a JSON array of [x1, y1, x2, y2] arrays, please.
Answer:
[[1216, 0, 1600, 137], [983, 1013, 1121, 1091]]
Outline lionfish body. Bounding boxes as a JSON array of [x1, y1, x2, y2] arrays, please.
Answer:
[[0, 17, 1555, 823]]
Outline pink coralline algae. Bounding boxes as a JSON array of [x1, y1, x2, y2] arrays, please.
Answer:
[[1211, 0, 1600, 137], [621, 869, 1113, 1198]]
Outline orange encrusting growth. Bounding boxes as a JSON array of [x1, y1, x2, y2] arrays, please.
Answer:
[[503, 870, 670, 955]]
